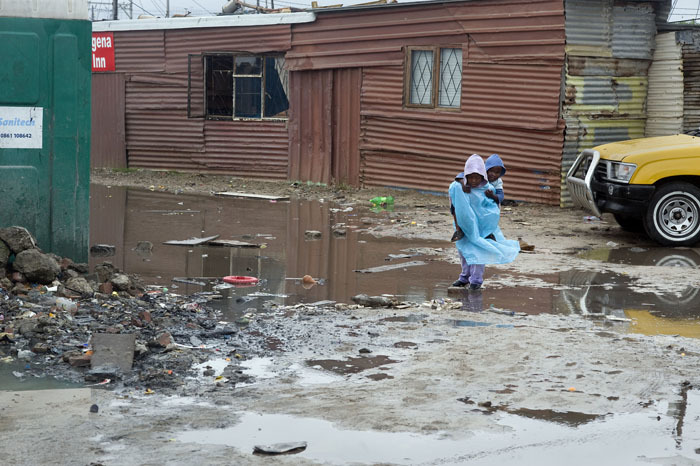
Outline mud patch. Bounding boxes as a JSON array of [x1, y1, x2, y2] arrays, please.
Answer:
[[306, 355, 397, 375]]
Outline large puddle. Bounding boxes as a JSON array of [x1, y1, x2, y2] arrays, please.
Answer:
[[89, 185, 700, 337], [177, 388, 700, 464]]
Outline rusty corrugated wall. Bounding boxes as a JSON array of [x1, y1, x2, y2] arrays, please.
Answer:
[[561, 0, 667, 207], [288, 0, 567, 204], [91, 73, 126, 168], [93, 19, 299, 176], [331, 68, 361, 186]]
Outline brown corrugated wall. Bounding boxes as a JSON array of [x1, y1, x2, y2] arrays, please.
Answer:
[[287, 0, 566, 204], [94, 25, 293, 176], [91, 73, 126, 168]]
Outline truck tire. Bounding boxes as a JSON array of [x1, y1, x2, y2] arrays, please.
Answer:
[[644, 182, 700, 246], [613, 214, 645, 232]]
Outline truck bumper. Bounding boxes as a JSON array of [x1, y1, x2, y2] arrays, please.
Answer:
[[566, 149, 655, 217], [589, 180, 655, 217]]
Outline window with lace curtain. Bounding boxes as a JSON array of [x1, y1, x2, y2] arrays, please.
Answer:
[[404, 46, 462, 110]]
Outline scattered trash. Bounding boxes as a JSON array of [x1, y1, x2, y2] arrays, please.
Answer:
[[209, 239, 261, 248], [606, 241, 618, 247], [304, 230, 322, 240], [355, 261, 427, 273], [222, 276, 259, 285], [89, 244, 116, 257], [253, 441, 308, 456], [370, 196, 394, 207], [89, 404, 99, 413], [163, 235, 220, 246], [520, 242, 535, 252], [214, 191, 289, 201], [172, 277, 208, 286], [583, 216, 601, 223], [351, 294, 398, 308]]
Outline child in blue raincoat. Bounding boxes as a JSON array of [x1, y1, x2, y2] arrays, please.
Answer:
[[485, 153, 507, 205], [449, 154, 519, 290]]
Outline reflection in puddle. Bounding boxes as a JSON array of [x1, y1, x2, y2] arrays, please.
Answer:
[[449, 319, 513, 328], [578, 247, 700, 267], [0, 358, 83, 391], [89, 185, 700, 338], [306, 355, 397, 375], [177, 403, 700, 465]]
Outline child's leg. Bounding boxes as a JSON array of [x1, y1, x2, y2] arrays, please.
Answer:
[[468, 264, 485, 286], [453, 250, 470, 285]]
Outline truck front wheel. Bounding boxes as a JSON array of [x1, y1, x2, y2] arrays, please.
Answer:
[[644, 182, 700, 246]]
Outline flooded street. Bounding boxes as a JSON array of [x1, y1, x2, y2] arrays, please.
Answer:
[[4, 181, 700, 465]]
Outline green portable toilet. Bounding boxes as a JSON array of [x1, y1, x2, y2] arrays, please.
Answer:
[[0, 0, 91, 262]]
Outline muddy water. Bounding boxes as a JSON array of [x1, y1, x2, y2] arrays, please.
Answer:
[[176, 389, 700, 464], [90, 185, 700, 336]]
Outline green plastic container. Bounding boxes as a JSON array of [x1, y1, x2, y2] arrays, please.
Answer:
[[0, 14, 91, 262]]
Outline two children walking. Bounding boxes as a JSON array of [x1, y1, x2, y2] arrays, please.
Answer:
[[449, 153, 519, 289]]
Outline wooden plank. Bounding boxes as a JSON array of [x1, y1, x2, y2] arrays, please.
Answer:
[[354, 260, 427, 273], [214, 191, 290, 201], [163, 234, 219, 246], [209, 239, 261, 248]]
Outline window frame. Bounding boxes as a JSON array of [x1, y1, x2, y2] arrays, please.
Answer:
[[198, 51, 289, 121], [403, 45, 463, 112]]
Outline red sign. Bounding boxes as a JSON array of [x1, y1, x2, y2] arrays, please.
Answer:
[[92, 32, 115, 72]]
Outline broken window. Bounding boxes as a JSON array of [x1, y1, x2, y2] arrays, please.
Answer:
[[197, 53, 289, 120], [405, 47, 462, 110]]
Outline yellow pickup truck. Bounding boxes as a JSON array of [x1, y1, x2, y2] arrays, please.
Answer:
[[566, 133, 700, 246]]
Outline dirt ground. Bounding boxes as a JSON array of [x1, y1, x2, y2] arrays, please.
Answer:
[[4, 168, 700, 465]]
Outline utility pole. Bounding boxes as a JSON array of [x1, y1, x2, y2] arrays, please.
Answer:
[[112, 0, 118, 19], [166, 0, 169, 17]]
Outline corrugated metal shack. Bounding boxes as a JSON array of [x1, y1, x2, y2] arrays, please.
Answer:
[[91, 0, 679, 206], [287, 0, 567, 204], [91, 13, 315, 178], [561, 0, 671, 206], [92, 0, 567, 204]]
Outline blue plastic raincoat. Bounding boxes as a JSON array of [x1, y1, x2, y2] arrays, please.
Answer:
[[450, 155, 520, 265]]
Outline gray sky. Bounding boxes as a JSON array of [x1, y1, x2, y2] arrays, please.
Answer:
[[89, 0, 700, 21]]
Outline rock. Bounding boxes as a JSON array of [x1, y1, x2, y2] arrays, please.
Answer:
[[32, 342, 50, 354], [0, 240, 10, 268], [99, 282, 114, 294], [11, 271, 26, 283], [304, 230, 322, 240], [0, 277, 12, 290], [90, 244, 116, 257], [90, 404, 99, 413], [70, 262, 89, 274], [13, 249, 61, 284], [110, 273, 131, 291], [351, 294, 398, 308], [148, 332, 174, 350], [139, 310, 152, 323], [94, 262, 116, 284], [65, 277, 94, 296], [0, 226, 36, 254], [68, 353, 92, 367]]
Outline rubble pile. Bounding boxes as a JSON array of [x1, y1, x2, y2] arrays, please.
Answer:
[[0, 226, 263, 392]]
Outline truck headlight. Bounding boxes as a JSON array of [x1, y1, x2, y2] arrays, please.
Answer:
[[608, 162, 636, 183]]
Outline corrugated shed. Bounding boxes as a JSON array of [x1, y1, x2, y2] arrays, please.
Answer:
[[680, 30, 700, 132], [645, 31, 683, 136], [561, 0, 660, 207], [91, 73, 126, 168], [287, 0, 564, 71], [288, 69, 333, 183], [113, 30, 165, 72], [165, 25, 292, 73]]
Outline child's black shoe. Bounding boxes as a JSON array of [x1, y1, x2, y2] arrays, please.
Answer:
[[451, 229, 465, 242], [469, 283, 482, 290]]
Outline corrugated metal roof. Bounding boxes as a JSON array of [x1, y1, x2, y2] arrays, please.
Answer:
[[646, 31, 683, 136], [92, 12, 315, 32]]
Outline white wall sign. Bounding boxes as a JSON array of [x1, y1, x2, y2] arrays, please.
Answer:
[[0, 107, 43, 149]]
